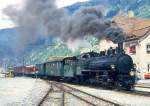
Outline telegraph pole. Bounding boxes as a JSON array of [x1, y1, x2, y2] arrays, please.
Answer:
[[22, 49, 25, 76], [94, 0, 97, 5]]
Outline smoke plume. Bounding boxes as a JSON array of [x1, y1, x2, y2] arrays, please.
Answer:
[[3, 0, 66, 52], [67, 39, 92, 52], [3, 0, 126, 52], [60, 6, 126, 43]]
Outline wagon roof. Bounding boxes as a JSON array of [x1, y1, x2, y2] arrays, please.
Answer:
[[45, 60, 62, 63], [76, 51, 100, 58]]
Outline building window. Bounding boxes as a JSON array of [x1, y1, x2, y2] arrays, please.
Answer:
[[146, 44, 150, 53], [148, 64, 150, 72], [129, 45, 136, 54]]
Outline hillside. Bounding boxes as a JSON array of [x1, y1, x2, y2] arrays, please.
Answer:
[[66, 0, 150, 18]]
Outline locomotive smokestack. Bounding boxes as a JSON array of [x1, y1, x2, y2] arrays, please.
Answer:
[[118, 42, 124, 54]]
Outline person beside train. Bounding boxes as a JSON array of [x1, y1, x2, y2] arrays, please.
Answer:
[[100, 47, 117, 56], [134, 63, 147, 80], [107, 47, 117, 56]]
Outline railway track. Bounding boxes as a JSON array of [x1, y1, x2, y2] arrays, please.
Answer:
[[135, 84, 150, 89], [38, 80, 121, 106], [68, 82, 150, 97], [133, 84, 150, 97], [135, 85, 150, 89], [130, 90, 150, 97], [64, 82, 150, 97], [37, 80, 150, 106], [38, 81, 65, 106]]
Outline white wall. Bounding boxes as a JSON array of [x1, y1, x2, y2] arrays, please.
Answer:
[[139, 35, 150, 72], [125, 35, 150, 73]]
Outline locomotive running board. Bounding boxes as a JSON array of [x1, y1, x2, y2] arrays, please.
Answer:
[[81, 70, 108, 72]]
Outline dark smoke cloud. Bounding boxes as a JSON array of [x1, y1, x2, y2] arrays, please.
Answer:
[[3, 0, 126, 52], [60, 6, 126, 43], [3, 0, 66, 52], [104, 25, 125, 43]]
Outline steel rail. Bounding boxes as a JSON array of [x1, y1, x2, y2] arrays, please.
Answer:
[[135, 85, 150, 89], [51, 81, 121, 106], [114, 89, 150, 97], [37, 82, 53, 106], [123, 90, 150, 97], [69, 82, 150, 97]]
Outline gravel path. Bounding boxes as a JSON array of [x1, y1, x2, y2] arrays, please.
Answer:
[[0, 77, 50, 106]]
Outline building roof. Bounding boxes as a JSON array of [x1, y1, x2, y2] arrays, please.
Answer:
[[112, 16, 150, 41]]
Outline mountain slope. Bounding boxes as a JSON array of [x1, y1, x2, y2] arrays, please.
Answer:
[[1, 0, 150, 67], [66, 0, 150, 18]]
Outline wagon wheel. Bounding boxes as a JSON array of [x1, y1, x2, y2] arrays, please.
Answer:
[[125, 86, 131, 90]]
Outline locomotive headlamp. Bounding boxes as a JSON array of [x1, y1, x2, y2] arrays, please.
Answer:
[[129, 71, 135, 76], [111, 64, 115, 69]]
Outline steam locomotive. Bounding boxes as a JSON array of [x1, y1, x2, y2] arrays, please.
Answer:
[[12, 42, 136, 90]]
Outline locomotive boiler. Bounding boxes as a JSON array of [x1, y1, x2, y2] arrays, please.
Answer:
[[87, 43, 133, 73]]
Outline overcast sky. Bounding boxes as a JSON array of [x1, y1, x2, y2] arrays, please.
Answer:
[[0, 0, 89, 29]]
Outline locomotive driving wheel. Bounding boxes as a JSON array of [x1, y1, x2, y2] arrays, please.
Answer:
[[125, 85, 134, 90], [115, 82, 122, 90]]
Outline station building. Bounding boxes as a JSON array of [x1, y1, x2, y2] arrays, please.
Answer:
[[113, 12, 150, 74], [100, 11, 150, 75]]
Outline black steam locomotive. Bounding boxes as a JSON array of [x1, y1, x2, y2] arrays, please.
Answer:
[[76, 43, 136, 89]]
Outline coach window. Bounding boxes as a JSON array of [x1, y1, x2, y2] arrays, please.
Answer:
[[129, 45, 136, 54], [57, 62, 59, 67], [146, 43, 150, 54]]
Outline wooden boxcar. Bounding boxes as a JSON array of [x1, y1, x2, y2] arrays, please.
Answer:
[[13, 66, 26, 76]]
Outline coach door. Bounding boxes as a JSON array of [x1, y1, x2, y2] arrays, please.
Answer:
[[64, 59, 76, 77]]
